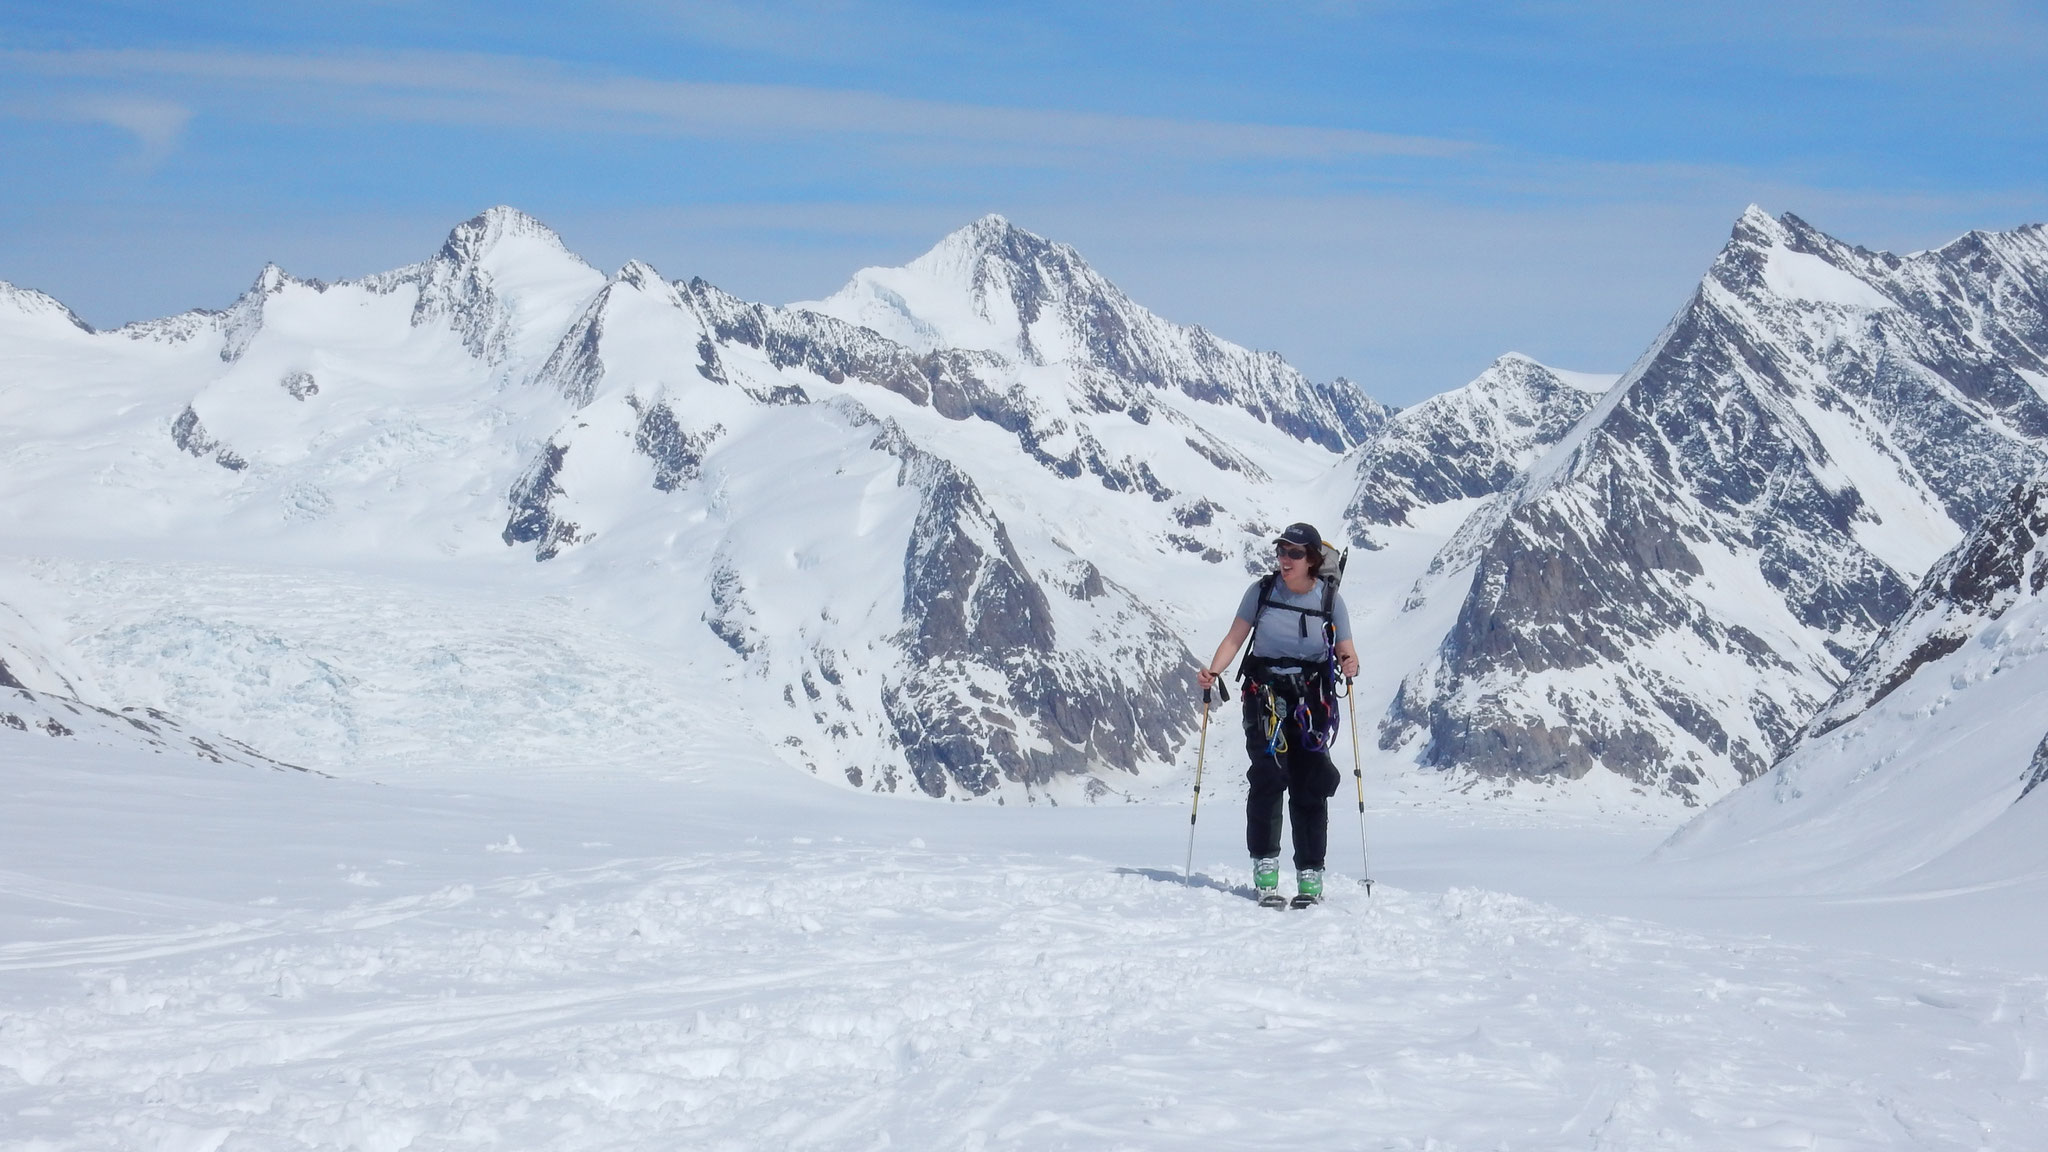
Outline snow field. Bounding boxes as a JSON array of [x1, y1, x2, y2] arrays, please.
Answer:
[[5, 744, 2046, 1150]]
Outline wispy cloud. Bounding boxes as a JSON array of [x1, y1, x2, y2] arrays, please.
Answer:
[[2, 46, 1472, 165], [74, 96, 192, 166], [0, 91, 193, 167]]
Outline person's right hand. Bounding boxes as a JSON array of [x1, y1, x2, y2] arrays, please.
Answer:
[[1197, 667, 1217, 692]]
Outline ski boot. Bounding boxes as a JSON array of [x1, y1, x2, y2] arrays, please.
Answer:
[[1254, 857, 1287, 909], [1290, 868, 1325, 909]]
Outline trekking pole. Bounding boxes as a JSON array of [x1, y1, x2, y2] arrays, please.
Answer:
[[1183, 678, 1227, 884], [1346, 676, 1373, 894]]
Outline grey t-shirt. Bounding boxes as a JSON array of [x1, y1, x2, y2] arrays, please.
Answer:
[[1235, 577, 1352, 662]]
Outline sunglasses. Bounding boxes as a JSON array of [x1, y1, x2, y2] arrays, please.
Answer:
[[1275, 543, 1311, 560]]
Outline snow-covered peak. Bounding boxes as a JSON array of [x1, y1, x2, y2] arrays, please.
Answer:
[[792, 216, 1384, 450], [435, 206, 578, 271], [219, 263, 307, 362], [1713, 207, 1898, 310], [372, 207, 605, 366], [614, 260, 667, 291], [1344, 352, 1608, 536], [796, 214, 1118, 362], [0, 280, 92, 335], [1478, 352, 1616, 397]]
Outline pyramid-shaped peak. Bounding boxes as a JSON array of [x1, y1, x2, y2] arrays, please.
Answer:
[[795, 214, 1120, 357], [913, 214, 1081, 275], [1727, 204, 1794, 250], [1737, 203, 1779, 229], [437, 206, 577, 269], [614, 259, 667, 290], [941, 213, 1023, 246], [1722, 206, 1851, 260], [1455, 352, 1615, 401], [248, 263, 293, 296]]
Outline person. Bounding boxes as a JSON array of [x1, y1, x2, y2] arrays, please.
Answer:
[[1197, 522, 1359, 907]]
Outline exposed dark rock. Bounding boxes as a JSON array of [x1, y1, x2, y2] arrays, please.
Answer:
[[171, 406, 211, 455], [1176, 499, 1221, 528], [704, 560, 760, 656], [538, 300, 607, 406], [869, 424, 1198, 796], [2022, 734, 2048, 803], [502, 442, 581, 560], [1, 683, 316, 773], [0, 658, 22, 691], [628, 398, 718, 491], [281, 371, 319, 400], [170, 407, 250, 472]]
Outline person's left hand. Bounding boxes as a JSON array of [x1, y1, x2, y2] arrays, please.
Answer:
[[1339, 652, 1360, 679]]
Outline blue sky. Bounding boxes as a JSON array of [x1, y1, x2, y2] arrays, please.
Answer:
[[2, 1, 2043, 405]]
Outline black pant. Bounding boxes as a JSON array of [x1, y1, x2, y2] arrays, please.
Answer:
[[1243, 687, 1341, 870]]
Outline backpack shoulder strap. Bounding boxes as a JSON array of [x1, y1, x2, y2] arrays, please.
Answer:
[[1236, 575, 1279, 680], [1319, 575, 1338, 649], [1256, 572, 1330, 638]]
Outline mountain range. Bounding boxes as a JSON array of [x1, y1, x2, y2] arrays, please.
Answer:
[[4, 204, 2047, 816]]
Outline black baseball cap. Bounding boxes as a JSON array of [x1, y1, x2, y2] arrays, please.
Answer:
[[1275, 522, 1321, 548]]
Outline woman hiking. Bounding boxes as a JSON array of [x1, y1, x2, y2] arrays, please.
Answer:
[[1197, 522, 1359, 908]]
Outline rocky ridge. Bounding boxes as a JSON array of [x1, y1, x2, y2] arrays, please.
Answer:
[[1800, 475, 2048, 741]]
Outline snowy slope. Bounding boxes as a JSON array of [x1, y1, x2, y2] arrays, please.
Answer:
[[1381, 207, 2048, 805], [7, 728, 2047, 1150], [1657, 475, 2048, 888]]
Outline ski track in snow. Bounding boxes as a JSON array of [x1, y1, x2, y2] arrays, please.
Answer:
[[4, 759, 2046, 1150]]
